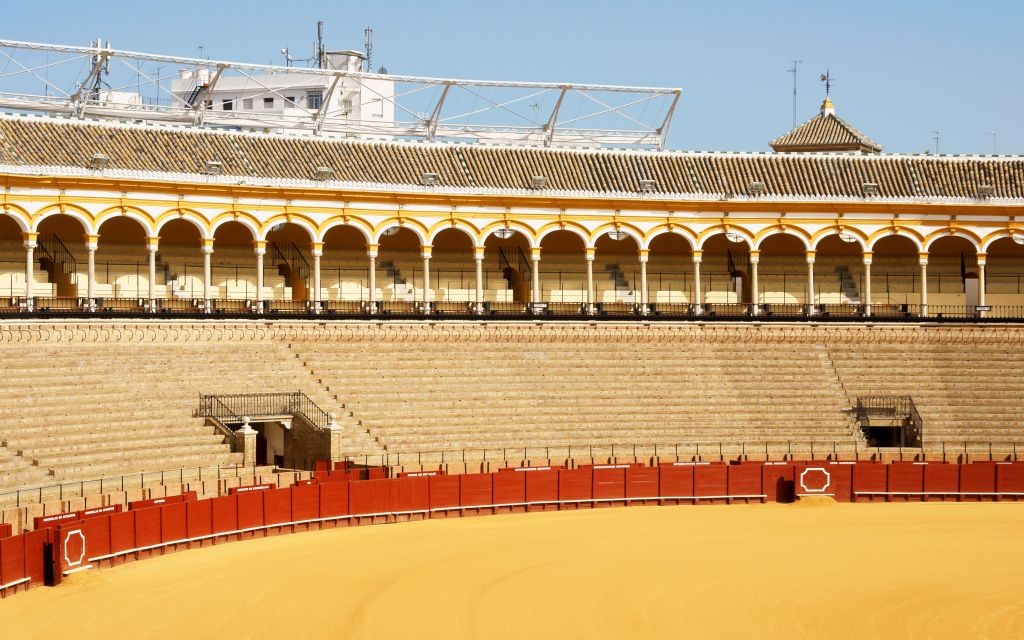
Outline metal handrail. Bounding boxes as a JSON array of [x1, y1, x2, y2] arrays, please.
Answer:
[[269, 240, 310, 287], [194, 392, 331, 430], [37, 232, 77, 277], [854, 395, 923, 447]]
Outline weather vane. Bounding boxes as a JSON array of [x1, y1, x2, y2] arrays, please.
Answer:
[[820, 69, 833, 98]]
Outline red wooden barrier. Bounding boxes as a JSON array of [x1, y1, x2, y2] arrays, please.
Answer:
[[397, 470, 445, 478], [0, 534, 25, 590], [318, 481, 348, 520], [161, 502, 188, 545], [396, 477, 430, 515], [493, 471, 526, 512], [887, 463, 926, 501], [852, 462, 888, 502], [291, 484, 320, 522], [761, 463, 794, 503], [429, 475, 460, 514], [592, 465, 627, 506], [996, 463, 1024, 501], [236, 491, 265, 534], [33, 512, 81, 531], [134, 506, 163, 549], [459, 474, 493, 510], [262, 487, 290, 528], [0, 523, 11, 539], [727, 464, 763, 503], [229, 483, 276, 495], [82, 505, 122, 520], [826, 462, 854, 502], [108, 511, 135, 559], [22, 529, 49, 586], [694, 464, 728, 503], [659, 464, 697, 503], [524, 468, 559, 511], [211, 495, 239, 536], [130, 491, 197, 510], [185, 499, 213, 541], [626, 466, 660, 503], [80, 515, 111, 561], [960, 462, 997, 501], [922, 463, 958, 501], [558, 468, 593, 508]]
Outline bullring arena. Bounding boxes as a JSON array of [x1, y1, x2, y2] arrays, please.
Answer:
[[0, 37, 1024, 639]]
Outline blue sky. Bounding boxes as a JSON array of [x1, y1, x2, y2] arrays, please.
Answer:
[[3, 0, 1021, 154]]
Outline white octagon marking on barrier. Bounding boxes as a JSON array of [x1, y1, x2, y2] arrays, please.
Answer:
[[799, 467, 831, 494], [63, 529, 86, 567]]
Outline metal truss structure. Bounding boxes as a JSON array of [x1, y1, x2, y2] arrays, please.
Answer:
[[0, 39, 681, 149]]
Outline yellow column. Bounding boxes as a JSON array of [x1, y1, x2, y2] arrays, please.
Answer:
[[749, 249, 760, 316]]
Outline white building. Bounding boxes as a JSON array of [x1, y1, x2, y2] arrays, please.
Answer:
[[170, 51, 394, 136]]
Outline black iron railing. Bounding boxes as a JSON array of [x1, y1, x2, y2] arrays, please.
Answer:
[[854, 395, 923, 447], [269, 241, 310, 288], [194, 392, 331, 430], [37, 232, 77, 277]]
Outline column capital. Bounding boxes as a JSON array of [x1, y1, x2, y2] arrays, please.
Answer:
[[805, 249, 816, 264], [22, 231, 38, 249], [585, 247, 596, 261], [253, 239, 267, 255], [201, 237, 215, 252], [367, 243, 379, 259], [311, 242, 324, 258], [474, 245, 486, 260], [748, 249, 760, 265], [692, 249, 703, 263], [918, 252, 929, 266], [530, 247, 541, 261], [420, 244, 433, 259], [146, 236, 160, 252], [861, 250, 873, 264], [85, 233, 100, 252], [638, 248, 649, 261], [976, 252, 987, 266]]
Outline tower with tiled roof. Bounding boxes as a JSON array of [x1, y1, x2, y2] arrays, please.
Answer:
[[770, 97, 883, 154]]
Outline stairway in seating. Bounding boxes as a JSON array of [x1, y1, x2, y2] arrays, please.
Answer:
[[834, 265, 860, 303], [814, 345, 865, 443], [604, 264, 634, 303]]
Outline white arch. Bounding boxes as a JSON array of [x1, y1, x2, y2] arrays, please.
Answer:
[[698, 228, 754, 250], [210, 216, 260, 240], [536, 225, 591, 250], [924, 232, 981, 252], [428, 224, 479, 247], [814, 231, 867, 252], [868, 231, 924, 252], [319, 220, 373, 245], [644, 227, 698, 251], [755, 229, 811, 251]]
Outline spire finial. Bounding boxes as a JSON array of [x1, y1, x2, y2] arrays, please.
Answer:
[[819, 69, 835, 115]]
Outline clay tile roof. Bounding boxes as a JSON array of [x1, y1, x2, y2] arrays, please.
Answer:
[[771, 100, 883, 154]]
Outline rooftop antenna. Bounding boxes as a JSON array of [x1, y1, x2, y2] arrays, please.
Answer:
[[932, 130, 941, 154], [988, 131, 998, 155], [787, 59, 802, 128], [364, 27, 373, 73], [316, 20, 325, 69], [198, 44, 205, 60]]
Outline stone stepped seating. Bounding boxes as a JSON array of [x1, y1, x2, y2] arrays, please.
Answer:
[[0, 342, 383, 486], [828, 346, 1024, 444], [289, 339, 861, 455]]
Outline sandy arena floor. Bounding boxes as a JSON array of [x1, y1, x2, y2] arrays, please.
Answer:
[[4, 501, 1024, 639]]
